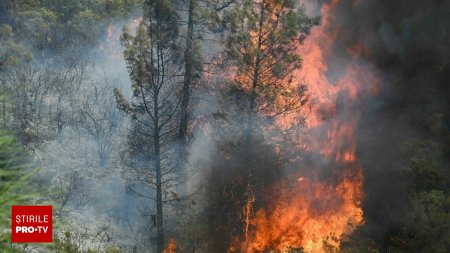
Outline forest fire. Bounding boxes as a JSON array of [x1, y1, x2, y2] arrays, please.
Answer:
[[231, 0, 380, 252], [234, 170, 364, 252], [1, 0, 447, 252]]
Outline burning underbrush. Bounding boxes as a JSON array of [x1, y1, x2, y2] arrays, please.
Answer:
[[220, 0, 380, 252]]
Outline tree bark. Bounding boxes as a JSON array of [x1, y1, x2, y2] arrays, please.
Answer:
[[154, 85, 164, 253], [179, 0, 195, 148], [242, 2, 265, 245], [246, 1, 265, 176]]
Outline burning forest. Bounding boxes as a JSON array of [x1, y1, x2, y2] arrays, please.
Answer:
[[1, 0, 449, 253]]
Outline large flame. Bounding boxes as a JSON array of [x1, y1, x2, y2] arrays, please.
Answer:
[[236, 170, 364, 252], [231, 0, 380, 252]]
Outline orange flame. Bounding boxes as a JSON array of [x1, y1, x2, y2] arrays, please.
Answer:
[[163, 239, 177, 253], [231, 0, 380, 252], [239, 170, 363, 252]]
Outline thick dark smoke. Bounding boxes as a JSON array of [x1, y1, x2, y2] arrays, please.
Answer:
[[318, 0, 450, 245]]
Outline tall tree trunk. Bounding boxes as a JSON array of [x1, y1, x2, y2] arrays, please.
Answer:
[[154, 90, 164, 253], [177, 0, 195, 195], [245, 1, 265, 177], [179, 0, 195, 150], [243, 2, 265, 244]]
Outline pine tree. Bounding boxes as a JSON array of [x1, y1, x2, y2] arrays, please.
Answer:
[[114, 0, 181, 251], [223, 0, 310, 146], [217, 0, 315, 244]]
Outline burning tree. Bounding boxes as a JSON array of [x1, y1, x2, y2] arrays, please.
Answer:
[[114, 0, 182, 251], [202, 0, 315, 250], [224, 0, 311, 209], [222, 0, 313, 182]]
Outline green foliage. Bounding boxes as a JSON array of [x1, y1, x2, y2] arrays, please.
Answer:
[[48, 232, 124, 253], [0, 24, 32, 70], [369, 190, 450, 253], [342, 115, 450, 252], [19, 0, 140, 20], [104, 246, 123, 253], [405, 191, 450, 252], [97, 0, 142, 17], [285, 246, 304, 253], [409, 157, 446, 192], [0, 130, 32, 252], [51, 231, 82, 253], [1, 0, 141, 53]]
